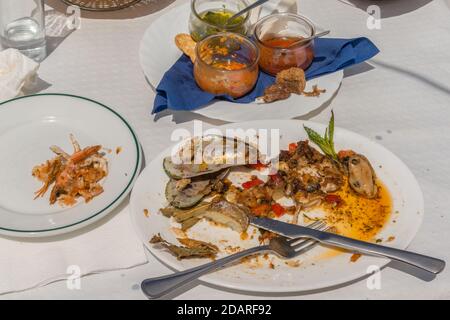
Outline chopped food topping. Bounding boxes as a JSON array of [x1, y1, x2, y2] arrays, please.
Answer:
[[251, 204, 271, 216], [240, 231, 249, 240], [248, 161, 267, 171], [324, 194, 342, 205], [285, 260, 301, 268], [268, 173, 283, 185], [242, 177, 264, 189], [350, 253, 362, 262], [271, 203, 286, 217], [288, 142, 298, 153]]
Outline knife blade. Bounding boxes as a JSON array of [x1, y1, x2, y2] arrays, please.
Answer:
[[250, 216, 445, 274]]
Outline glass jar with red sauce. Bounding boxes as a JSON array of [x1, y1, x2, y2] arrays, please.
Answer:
[[194, 32, 260, 98], [253, 13, 316, 76]]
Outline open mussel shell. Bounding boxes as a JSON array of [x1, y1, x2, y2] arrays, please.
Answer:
[[165, 179, 212, 209], [163, 135, 263, 179], [165, 169, 229, 209], [163, 157, 233, 180]]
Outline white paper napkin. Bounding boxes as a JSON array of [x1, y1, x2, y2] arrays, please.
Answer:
[[0, 205, 148, 295], [0, 48, 40, 102]]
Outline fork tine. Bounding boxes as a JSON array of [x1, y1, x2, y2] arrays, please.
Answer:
[[291, 226, 333, 252], [287, 226, 328, 249], [286, 220, 326, 244], [289, 238, 315, 249], [292, 241, 319, 256]]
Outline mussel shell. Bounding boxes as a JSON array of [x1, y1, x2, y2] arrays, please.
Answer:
[[164, 169, 230, 209], [163, 156, 233, 180], [165, 179, 211, 208], [164, 135, 261, 179]]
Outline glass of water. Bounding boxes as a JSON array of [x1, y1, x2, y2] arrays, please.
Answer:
[[0, 0, 46, 61]]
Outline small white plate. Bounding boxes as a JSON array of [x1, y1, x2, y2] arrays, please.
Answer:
[[0, 94, 142, 237], [130, 120, 424, 293], [139, 3, 343, 122]]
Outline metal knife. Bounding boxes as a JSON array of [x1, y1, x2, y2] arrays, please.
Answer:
[[250, 216, 445, 274]]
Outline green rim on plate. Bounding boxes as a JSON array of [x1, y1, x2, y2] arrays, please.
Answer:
[[0, 93, 141, 233]]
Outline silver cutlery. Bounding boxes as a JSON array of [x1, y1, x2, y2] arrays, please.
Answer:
[[250, 216, 446, 274], [227, 0, 270, 24], [287, 30, 331, 47], [141, 220, 326, 299]]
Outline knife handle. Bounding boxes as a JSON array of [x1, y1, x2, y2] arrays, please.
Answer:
[[319, 233, 445, 274]]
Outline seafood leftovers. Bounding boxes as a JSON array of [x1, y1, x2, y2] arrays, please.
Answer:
[[32, 135, 108, 206], [152, 113, 392, 260]]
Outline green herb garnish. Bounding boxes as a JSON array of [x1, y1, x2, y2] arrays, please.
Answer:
[[303, 111, 338, 162]]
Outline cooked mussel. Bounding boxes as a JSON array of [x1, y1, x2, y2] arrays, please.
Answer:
[[345, 154, 378, 198], [163, 135, 262, 179]]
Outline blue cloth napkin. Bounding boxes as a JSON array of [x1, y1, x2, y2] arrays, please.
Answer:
[[153, 37, 379, 114]]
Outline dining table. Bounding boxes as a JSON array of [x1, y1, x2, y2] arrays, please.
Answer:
[[1, 0, 450, 299]]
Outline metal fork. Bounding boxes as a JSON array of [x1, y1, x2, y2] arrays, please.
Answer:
[[141, 221, 327, 299]]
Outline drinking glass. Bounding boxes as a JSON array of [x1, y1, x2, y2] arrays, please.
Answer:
[[0, 0, 47, 61]]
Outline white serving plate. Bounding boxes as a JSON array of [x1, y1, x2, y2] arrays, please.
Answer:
[[130, 119, 423, 293], [0, 94, 142, 237]]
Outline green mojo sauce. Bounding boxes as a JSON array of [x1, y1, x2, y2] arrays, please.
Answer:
[[190, 9, 247, 42]]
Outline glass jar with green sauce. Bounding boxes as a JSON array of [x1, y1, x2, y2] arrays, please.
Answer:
[[189, 0, 251, 42]]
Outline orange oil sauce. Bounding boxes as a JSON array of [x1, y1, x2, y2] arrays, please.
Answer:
[[263, 37, 301, 48], [312, 178, 393, 260]]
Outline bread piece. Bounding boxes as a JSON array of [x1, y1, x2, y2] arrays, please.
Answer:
[[256, 83, 291, 103], [275, 67, 306, 94], [175, 33, 197, 63]]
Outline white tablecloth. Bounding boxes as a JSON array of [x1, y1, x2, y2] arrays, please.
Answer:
[[3, 0, 450, 299]]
